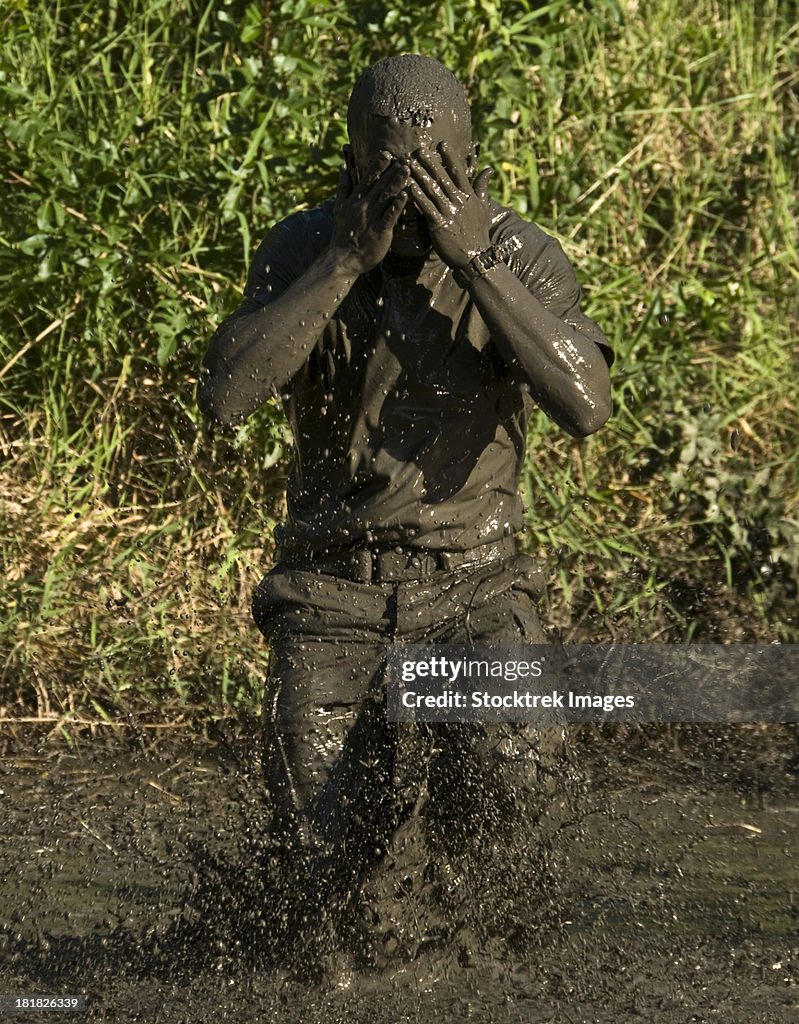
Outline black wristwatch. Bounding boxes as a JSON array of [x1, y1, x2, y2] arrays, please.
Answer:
[[452, 245, 502, 289]]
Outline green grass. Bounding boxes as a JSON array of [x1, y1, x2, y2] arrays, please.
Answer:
[[1, 0, 797, 731]]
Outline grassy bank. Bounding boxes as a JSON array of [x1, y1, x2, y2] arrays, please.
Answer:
[[1, 0, 797, 736]]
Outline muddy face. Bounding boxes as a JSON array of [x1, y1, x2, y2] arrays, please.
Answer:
[[346, 54, 475, 263], [349, 115, 475, 261]]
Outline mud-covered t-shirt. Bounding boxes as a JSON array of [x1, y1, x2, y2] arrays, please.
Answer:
[[217, 198, 612, 553]]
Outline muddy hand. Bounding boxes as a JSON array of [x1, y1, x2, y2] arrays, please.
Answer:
[[331, 152, 409, 274], [407, 141, 493, 269]]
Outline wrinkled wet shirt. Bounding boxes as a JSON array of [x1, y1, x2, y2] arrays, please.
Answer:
[[217, 198, 611, 552]]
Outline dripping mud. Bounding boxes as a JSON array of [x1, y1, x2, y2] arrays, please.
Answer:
[[1, 721, 797, 1023]]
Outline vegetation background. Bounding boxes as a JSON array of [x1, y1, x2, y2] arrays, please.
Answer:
[[1, 0, 797, 740]]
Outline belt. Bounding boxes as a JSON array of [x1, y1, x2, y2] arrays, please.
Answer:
[[279, 535, 517, 584]]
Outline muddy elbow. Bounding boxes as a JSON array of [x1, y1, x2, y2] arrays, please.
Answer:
[[566, 395, 612, 438], [197, 374, 241, 427]]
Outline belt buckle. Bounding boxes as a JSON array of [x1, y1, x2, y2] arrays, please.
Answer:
[[385, 549, 407, 582], [372, 548, 416, 583], [366, 548, 398, 583], [350, 548, 373, 582]]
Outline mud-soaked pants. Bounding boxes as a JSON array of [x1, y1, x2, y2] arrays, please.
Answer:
[[252, 551, 563, 939]]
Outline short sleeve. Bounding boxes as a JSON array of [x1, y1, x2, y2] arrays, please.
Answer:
[[492, 209, 614, 367], [213, 202, 335, 336]]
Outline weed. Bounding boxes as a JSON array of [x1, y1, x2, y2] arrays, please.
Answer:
[[1, 0, 797, 729]]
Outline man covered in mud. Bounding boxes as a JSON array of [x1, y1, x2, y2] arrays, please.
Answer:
[[199, 55, 612, 965]]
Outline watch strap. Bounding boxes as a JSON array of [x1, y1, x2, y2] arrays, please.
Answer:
[[452, 245, 502, 288]]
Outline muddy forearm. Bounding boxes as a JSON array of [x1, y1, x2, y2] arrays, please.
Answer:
[[465, 263, 611, 437], [198, 247, 360, 425]]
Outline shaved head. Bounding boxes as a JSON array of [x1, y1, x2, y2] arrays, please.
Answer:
[[347, 55, 472, 148]]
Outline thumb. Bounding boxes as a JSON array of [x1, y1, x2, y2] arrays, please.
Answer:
[[474, 167, 494, 202], [335, 165, 353, 208]]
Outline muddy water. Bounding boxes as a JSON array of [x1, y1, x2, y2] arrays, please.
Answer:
[[1, 725, 797, 1023]]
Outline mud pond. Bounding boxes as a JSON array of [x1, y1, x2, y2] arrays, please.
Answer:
[[1, 721, 796, 1023]]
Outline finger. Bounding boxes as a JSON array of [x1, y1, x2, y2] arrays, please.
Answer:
[[357, 150, 394, 196], [334, 166, 354, 224], [473, 167, 494, 202], [369, 159, 410, 208], [381, 191, 409, 230], [405, 179, 444, 225], [412, 148, 462, 202], [437, 141, 471, 193], [335, 165, 354, 206], [408, 161, 459, 221]]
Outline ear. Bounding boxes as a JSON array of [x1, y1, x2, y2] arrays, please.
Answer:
[[342, 144, 359, 185]]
